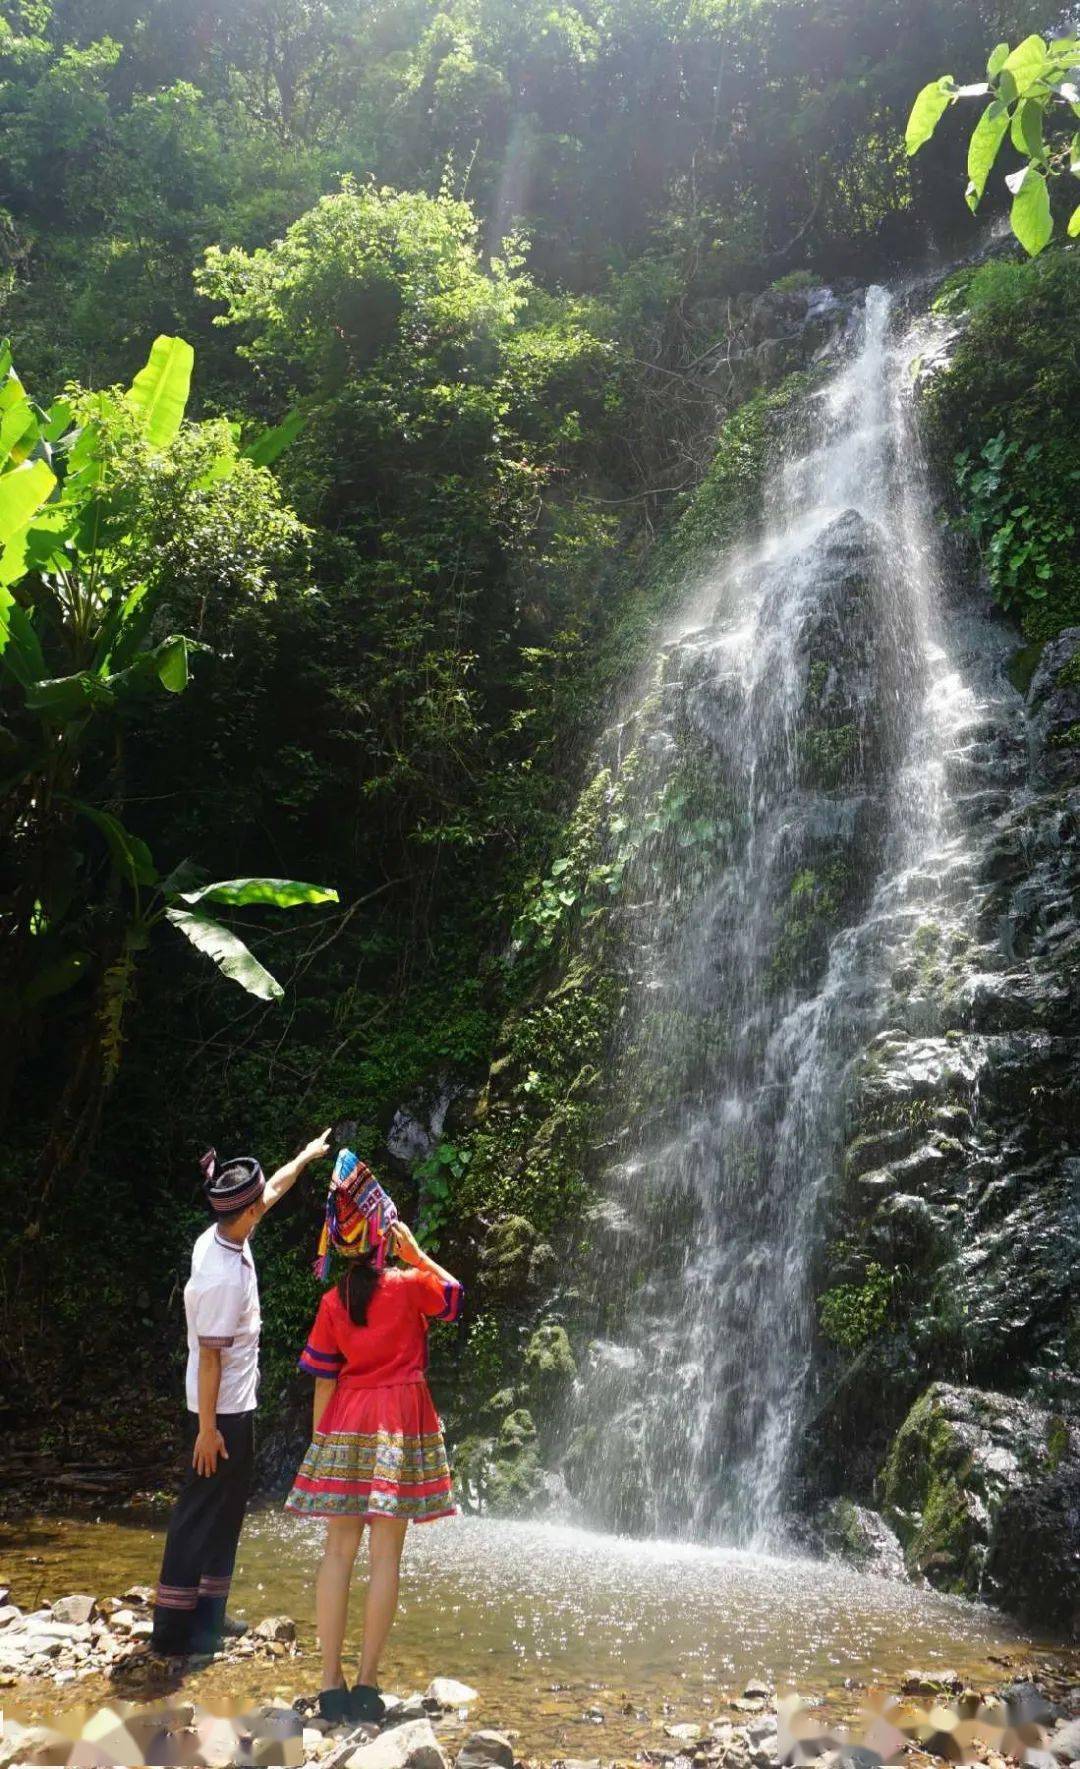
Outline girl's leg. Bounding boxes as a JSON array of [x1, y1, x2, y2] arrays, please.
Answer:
[[315, 1516, 365, 1690], [357, 1517, 408, 1688]]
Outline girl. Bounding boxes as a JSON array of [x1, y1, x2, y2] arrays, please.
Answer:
[[286, 1151, 464, 1723]]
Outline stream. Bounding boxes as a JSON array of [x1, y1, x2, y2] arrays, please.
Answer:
[[2, 1510, 1074, 1755]]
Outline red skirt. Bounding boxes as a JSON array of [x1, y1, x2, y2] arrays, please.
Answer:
[[285, 1379, 456, 1524]]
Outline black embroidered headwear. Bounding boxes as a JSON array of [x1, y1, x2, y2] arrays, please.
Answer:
[[200, 1148, 265, 1214]]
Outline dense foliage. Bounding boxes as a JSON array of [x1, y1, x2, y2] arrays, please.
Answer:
[[923, 249, 1080, 640], [0, 0, 1064, 1465]]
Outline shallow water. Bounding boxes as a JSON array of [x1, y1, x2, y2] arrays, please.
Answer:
[[2, 1510, 1070, 1754]]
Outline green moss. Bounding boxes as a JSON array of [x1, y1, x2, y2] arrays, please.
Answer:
[[800, 723, 859, 787], [771, 269, 820, 293], [1048, 722, 1080, 749], [771, 857, 854, 986], [1045, 1414, 1069, 1472], [819, 1262, 894, 1350], [524, 1322, 577, 1395], [881, 1386, 980, 1594]]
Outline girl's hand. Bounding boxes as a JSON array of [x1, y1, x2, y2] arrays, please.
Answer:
[[391, 1222, 424, 1267]]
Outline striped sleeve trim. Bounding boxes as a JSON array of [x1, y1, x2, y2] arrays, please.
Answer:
[[199, 1334, 236, 1348], [435, 1281, 464, 1323], [298, 1344, 345, 1377]]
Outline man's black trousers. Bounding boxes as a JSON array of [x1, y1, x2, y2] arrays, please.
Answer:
[[150, 1410, 255, 1654]]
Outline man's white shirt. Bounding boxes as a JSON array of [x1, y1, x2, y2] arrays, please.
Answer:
[[184, 1225, 261, 1414]]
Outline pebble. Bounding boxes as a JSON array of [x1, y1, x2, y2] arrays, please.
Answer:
[[256, 1615, 297, 1643]]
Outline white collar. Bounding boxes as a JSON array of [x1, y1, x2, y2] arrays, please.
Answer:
[[214, 1231, 253, 1268]]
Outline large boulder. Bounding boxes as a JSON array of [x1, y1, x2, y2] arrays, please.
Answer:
[[880, 1382, 1080, 1632]]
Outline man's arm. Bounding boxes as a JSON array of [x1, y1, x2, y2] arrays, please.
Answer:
[[261, 1127, 332, 1214], [194, 1348, 228, 1477]]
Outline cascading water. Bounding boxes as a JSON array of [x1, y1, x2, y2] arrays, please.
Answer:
[[563, 285, 992, 1545]]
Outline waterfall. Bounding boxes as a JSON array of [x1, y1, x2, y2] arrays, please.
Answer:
[[563, 285, 986, 1546]]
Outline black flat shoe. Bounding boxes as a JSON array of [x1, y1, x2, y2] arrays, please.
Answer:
[[318, 1687, 354, 1723], [220, 1614, 249, 1639], [350, 1684, 386, 1723]]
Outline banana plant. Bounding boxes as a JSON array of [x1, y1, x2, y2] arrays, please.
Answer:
[[0, 334, 327, 1130]]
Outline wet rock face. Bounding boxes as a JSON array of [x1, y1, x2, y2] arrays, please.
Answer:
[[804, 617, 1080, 1623], [815, 1498, 907, 1581], [880, 1383, 1080, 1633]]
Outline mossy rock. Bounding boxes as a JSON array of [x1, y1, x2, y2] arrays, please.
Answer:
[[498, 1407, 538, 1452], [524, 1322, 577, 1415], [879, 1383, 1080, 1616], [485, 1443, 547, 1516], [480, 1215, 541, 1303]]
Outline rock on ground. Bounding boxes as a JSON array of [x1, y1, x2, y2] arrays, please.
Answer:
[[50, 1594, 97, 1625], [425, 1678, 478, 1709], [345, 1718, 448, 1769], [454, 1731, 515, 1769]]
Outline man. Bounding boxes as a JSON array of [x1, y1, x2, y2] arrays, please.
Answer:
[[150, 1129, 332, 1656]]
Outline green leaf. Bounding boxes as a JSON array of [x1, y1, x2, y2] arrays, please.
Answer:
[[0, 396, 40, 470], [1011, 97, 1044, 159], [71, 801, 159, 887], [1010, 166, 1054, 255], [152, 633, 189, 693], [166, 908, 284, 1001], [905, 78, 956, 155], [175, 876, 339, 909], [1003, 35, 1049, 94], [1069, 202, 1080, 237], [0, 586, 46, 687], [987, 42, 1010, 78], [242, 407, 308, 468], [0, 459, 56, 545], [127, 335, 194, 449], [966, 103, 1010, 208], [23, 949, 92, 1006], [24, 671, 116, 718]]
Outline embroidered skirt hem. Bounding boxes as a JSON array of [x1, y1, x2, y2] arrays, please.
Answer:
[[285, 1379, 454, 1524]]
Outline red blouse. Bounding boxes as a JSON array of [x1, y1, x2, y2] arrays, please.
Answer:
[[298, 1268, 463, 1389]]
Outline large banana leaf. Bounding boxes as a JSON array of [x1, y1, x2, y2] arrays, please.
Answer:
[[242, 407, 308, 468], [72, 801, 159, 887], [128, 336, 194, 449], [166, 907, 285, 1000], [0, 459, 56, 546], [0, 586, 46, 687], [176, 877, 339, 908]]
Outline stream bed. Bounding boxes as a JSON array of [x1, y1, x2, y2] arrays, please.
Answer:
[[3, 1511, 1075, 1756]]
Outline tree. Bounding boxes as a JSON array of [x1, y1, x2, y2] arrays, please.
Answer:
[[906, 32, 1080, 254], [0, 334, 336, 1170]]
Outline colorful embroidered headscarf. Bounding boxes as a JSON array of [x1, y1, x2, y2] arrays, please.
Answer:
[[314, 1148, 399, 1280], [200, 1148, 265, 1214]]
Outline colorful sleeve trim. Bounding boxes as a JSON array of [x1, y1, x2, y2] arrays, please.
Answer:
[[199, 1334, 236, 1348], [435, 1281, 464, 1323], [298, 1343, 345, 1377]]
